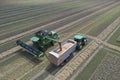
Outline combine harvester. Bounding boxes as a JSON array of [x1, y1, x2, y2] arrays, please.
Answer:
[[16, 30, 87, 66]]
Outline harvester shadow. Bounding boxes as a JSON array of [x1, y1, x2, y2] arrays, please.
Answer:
[[45, 52, 75, 75], [19, 50, 42, 65]]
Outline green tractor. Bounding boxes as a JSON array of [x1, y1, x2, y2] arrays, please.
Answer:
[[16, 30, 59, 58], [74, 34, 87, 50]]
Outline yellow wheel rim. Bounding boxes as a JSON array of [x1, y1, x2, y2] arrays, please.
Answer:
[[80, 45, 83, 49]]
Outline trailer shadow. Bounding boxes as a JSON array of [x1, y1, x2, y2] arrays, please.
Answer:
[[45, 52, 75, 75], [19, 50, 42, 65]]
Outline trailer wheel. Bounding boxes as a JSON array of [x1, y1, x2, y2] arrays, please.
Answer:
[[60, 62, 66, 66]]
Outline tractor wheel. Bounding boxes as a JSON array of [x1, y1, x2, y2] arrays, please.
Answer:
[[79, 45, 83, 50]]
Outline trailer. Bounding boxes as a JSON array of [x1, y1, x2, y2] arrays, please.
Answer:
[[48, 34, 87, 66], [48, 39, 77, 66]]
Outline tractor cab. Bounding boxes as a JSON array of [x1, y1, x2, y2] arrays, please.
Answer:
[[74, 34, 87, 50]]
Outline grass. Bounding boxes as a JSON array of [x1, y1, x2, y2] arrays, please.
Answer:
[[75, 48, 107, 80], [108, 26, 120, 47]]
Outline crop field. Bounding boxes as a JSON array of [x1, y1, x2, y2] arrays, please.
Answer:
[[0, 0, 120, 80], [73, 47, 120, 80], [90, 52, 120, 80], [108, 26, 120, 47], [74, 48, 107, 80]]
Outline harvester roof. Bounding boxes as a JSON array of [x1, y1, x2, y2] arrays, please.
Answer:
[[31, 37, 39, 42]]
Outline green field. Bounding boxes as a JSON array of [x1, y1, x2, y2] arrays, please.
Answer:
[[75, 48, 107, 80], [75, 48, 120, 80], [89, 50, 120, 80], [108, 26, 120, 47]]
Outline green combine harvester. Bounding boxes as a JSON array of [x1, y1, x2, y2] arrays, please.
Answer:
[[16, 30, 60, 58]]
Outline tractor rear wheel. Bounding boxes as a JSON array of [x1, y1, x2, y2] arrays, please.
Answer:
[[79, 45, 83, 50]]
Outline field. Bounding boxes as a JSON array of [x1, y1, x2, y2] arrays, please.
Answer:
[[108, 26, 120, 47], [74, 48, 120, 80], [0, 0, 120, 80], [90, 53, 120, 80], [74, 48, 107, 80]]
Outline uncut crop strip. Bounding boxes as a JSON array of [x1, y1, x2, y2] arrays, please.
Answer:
[[0, 1, 119, 60], [53, 16, 120, 80]]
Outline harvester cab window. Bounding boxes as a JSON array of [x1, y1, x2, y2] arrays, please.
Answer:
[[48, 32, 52, 36]]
